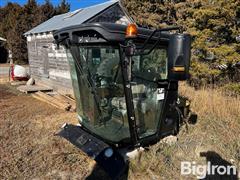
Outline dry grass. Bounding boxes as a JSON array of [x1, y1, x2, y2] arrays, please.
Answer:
[[129, 82, 240, 180], [180, 82, 240, 122]]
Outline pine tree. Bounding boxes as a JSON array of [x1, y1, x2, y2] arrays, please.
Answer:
[[55, 0, 70, 15], [39, 0, 55, 22], [0, 0, 70, 64], [0, 3, 24, 63], [122, 0, 240, 85]]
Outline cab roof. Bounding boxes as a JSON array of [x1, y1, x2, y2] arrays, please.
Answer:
[[53, 23, 175, 44]]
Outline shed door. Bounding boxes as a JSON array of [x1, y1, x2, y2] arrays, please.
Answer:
[[42, 48, 49, 78]]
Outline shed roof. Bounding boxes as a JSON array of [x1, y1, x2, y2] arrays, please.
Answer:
[[24, 0, 119, 36]]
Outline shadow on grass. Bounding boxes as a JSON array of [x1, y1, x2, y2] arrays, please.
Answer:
[[86, 163, 129, 180], [200, 151, 238, 180]]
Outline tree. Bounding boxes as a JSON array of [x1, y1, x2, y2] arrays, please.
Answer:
[[0, 3, 24, 63], [0, 0, 70, 64], [55, 0, 70, 15], [39, 0, 55, 22], [122, 0, 240, 85]]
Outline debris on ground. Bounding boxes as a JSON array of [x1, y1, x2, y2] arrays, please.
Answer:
[[32, 91, 76, 112], [160, 135, 178, 146], [17, 85, 53, 94], [26, 77, 35, 86]]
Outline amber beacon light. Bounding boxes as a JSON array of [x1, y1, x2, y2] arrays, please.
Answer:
[[126, 24, 138, 38], [173, 66, 185, 72]]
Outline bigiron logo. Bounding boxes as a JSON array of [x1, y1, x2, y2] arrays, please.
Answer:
[[181, 161, 239, 179]]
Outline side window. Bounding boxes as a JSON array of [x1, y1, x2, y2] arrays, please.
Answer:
[[133, 48, 168, 80], [132, 56, 141, 71], [92, 48, 101, 65]]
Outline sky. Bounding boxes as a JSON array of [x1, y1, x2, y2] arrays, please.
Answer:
[[0, 0, 110, 11]]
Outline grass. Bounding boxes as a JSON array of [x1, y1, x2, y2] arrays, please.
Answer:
[[221, 83, 240, 96], [128, 82, 240, 179]]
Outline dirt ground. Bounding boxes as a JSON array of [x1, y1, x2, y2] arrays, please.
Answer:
[[0, 84, 108, 180]]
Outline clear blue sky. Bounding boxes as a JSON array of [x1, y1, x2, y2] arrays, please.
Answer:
[[0, 0, 109, 10]]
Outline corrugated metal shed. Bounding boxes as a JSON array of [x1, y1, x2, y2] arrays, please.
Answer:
[[24, 0, 119, 36]]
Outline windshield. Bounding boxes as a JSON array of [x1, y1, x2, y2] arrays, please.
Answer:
[[67, 45, 130, 143]]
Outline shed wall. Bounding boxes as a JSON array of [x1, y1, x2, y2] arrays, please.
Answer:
[[27, 34, 73, 94]]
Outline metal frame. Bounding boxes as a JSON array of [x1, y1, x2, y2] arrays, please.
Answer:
[[119, 45, 139, 146]]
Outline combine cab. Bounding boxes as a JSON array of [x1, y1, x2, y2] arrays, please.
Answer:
[[54, 23, 195, 179]]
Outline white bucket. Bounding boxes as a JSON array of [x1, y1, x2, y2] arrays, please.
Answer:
[[14, 65, 28, 78]]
